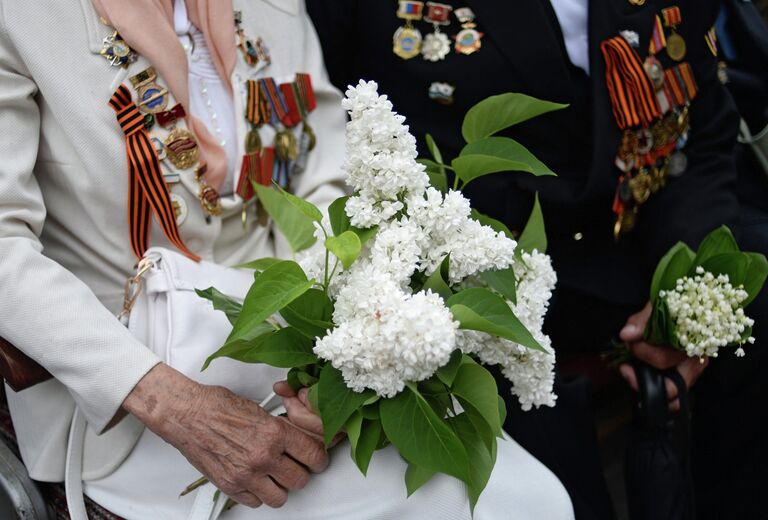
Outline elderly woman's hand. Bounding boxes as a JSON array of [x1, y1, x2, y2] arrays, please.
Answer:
[[122, 364, 329, 509], [274, 381, 346, 447]]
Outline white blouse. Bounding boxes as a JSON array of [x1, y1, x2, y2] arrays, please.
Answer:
[[174, 0, 239, 195], [550, 0, 590, 74]]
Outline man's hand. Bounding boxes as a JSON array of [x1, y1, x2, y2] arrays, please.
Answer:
[[274, 381, 345, 447], [122, 364, 329, 508], [619, 302, 709, 411]]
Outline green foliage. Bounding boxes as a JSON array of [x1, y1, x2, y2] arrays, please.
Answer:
[[346, 412, 383, 475], [422, 255, 453, 300], [280, 289, 334, 339], [461, 137, 556, 177], [326, 231, 363, 270], [479, 267, 517, 305], [436, 349, 463, 387], [253, 184, 317, 252], [743, 253, 768, 307], [235, 327, 317, 368], [649, 242, 696, 298], [327, 196, 379, 245], [195, 287, 242, 325], [201, 322, 274, 370], [225, 261, 313, 347], [380, 384, 469, 482], [462, 92, 567, 143], [517, 193, 548, 255], [447, 413, 496, 511], [318, 364, 375, 447], [233, 257, 282, 271], [451, 362, 502, 449], [276, 184, 323, 222], [405, 463, 437, 497], [447, 288, 546, 352], [470, 209, 514, 239], [692, 225, 739, 267]]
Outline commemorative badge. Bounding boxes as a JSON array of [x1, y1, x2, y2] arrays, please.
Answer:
[[454, 7, 483, 55], [170, 193, 188, 225], [195, 164, 222, 218], [235, 11, 271, 68], [100, 31, 137, 68], [164, 128, 200, 170], [428, 82, 455, 105], [422, 2, 452, 62], [130, 67, 170, 114], [393, 1, 424, 60]]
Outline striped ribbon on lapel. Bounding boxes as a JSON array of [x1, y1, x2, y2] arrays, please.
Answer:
[[109, 85, 200, 262]]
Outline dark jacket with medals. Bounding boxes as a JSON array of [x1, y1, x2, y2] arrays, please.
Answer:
[[308, 0, 740, 313]]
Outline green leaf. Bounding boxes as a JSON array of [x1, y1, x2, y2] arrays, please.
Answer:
[[460, 137, 556, 177], [425, 133, 445, 165], [701, 253, 749, 287], [451, 363, 502, 444], [471, 209, 514, 239], [233, 257, 282, 271], [447, 413, 497, 511], [423, 255, 453, 300], [318, 364, 375, 447], [380, 384, 469, 482], [517, 193, 548, 255], [353, 225, 378, 246], [325, 231, 362, 270], [226, 260, 313, 345], [253, 184, 317, 252], [743, 252, 768, 307], [307, 383, 320, 413], [237, 327, 317, 368], [195, 287, 242, 325], [436, 349, 463, 387], [201, 324, 274, 370], [276, 184, 323, 222], [650, 242, 695, 298], [479, 267, 517, 305], [497, 395, 508, 426], [419, 159, 449, 194], [328, 196, 351, 237], [281, 288, 334, 339], [447, 288, 546, 352], [452, 155, 538, 187], [348, 416, 382, 476], [405, 463, 437, 497], [693, 225, 739, 267], [462, 92, 567, 143]]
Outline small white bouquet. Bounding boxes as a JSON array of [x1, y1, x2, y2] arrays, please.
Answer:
[[199, 81, 566, 508], [645, 226, 768, 359]]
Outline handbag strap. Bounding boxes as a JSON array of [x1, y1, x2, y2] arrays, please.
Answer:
[[65, 408, 88, 520]]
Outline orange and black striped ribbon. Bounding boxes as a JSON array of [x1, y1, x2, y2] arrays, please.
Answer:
[[245, 79, 261, 126], [601, 36, 662, 129], [109, 85, 200, 262]]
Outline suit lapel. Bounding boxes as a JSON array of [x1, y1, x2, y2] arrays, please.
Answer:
[[464, 0, 574, 103]]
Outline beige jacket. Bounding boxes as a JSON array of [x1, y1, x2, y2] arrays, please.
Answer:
[[0, 0, 346, 482]]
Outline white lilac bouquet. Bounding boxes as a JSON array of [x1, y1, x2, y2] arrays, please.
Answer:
[[645, 226, 768, 359], [199, 81, 565, 508]]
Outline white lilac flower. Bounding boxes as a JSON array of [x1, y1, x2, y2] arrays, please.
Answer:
[[661, 266, 755, 358], [315, 266, 458, 397], [461, 251, 558, 410], [369, 218, 425, 288], [342, 80, 429, 227]]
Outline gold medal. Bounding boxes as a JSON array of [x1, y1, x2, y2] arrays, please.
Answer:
[[195, 164, 221, 218], [666, 32, 686, 61], [170, 193, 188, 225], [629, 170, 652, 204], [245, 129, 262, 154], [274, 130, 299, 162], [164, 128, 200, 170], [393, 1, 424, 60]]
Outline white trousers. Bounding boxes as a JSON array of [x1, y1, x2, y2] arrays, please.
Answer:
[[84, 427, 574, 520]]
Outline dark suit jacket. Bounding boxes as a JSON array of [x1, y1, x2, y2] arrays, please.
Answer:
[[309, 0, 740, 309]]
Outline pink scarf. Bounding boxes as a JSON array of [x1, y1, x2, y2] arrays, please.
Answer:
[[92, 0, 236, 190]]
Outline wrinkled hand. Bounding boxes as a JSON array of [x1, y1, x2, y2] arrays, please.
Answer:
[[123, 364, 329, 509], [274, 381, 345, 447], [618, 302, 709, 411]]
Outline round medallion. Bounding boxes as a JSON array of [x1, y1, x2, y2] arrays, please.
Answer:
[[112, 41, 131, 58], [393, 26, 423, 60], [422, 31, 451, 62], [643, 57, 665, 90], [666, 33, 687, 62], [454, 28, 483, 55], [170, 193, 188, 226], [667, 152, 688, 177], [636, 128, 654, 155], [137, 83, 169, 114], [164, 128, 200, 170], [245, 129, 262, 154]]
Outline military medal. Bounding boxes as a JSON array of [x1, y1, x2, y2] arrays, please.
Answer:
[[100, 31, 137, 68], [429, 82, 455, 105], [662, 7, 686, 61], [170, 193, 188, 225], [422, 2, 452, 62], [454, 7, 483, 55], [195, 164, 222, 219], [393, 1, 424, 60], [164, 128, 200, 170], [156, 104, 187, 128], [235, 11, 271, 68], [130, 67, 170, 114]]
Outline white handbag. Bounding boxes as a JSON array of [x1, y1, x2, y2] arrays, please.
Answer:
[[65, 247, 287, 520]]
